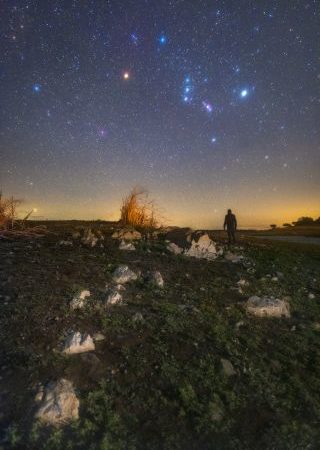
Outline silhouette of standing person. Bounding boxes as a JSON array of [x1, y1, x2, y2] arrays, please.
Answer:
[[224, 209, 237, 244]]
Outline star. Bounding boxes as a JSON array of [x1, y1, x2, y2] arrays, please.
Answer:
[[130, 33, 138, 45], [32, 83, 41, 93], [123, 72, 130, 80], [202, 101, 213, 113], [211, 137, 217, 143], [97, 127, 107, 138], [159, 35, 167, 45], [182, 76, 193, 103], [240, 89, 248, 98]]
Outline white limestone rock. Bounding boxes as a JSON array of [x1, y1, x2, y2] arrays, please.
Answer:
[[119, 240, 136, 251], [62, 332, 95, 354], [237, 279, 249, 287], [81, 229, 99, 247], [221, 358, 236, 377], [184, 234, 218, 260], [93, 332, 106, 342], [106, 288, 123, 305], [112, 265, 137, 284], [167, 242, 183, 255], [246, 296, 290, 318], [237, 279, 249, 293], [112, 229, 142, 241], [144, 270, 164, 288], [70, 290, 91, 310], [59, 240, 73, 246], [132, 312, 144, 323], [35, 379, 79, 425]]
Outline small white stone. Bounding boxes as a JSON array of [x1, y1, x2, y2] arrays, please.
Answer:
[[235, 320, 245, 329], [246, 296, 290, 318], [112, 265, 137, 284], [115, 284, 126, 291], [167, 242, 183, 255], [308, 293, 315, 300], [106, 289, 123, 305], [221, 358, 236, 376], [119, 240, 136, 251], [59, 240, 73, 246], [35, 379, 79, 425], [81, 229, 99, 247], [144, 271, 164, 288], [70, 290, 91, 310], [62, 332, 95, 354], [93, 333, 106, 342], [132, 312, 144, 323], [112, 229, 141, 241], [237, 279, 249, 287]]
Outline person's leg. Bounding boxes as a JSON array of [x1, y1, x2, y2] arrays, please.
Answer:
[[232, 230, 236, 244], [227, 230, 232, 244]]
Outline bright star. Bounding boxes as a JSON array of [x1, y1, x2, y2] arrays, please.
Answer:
[[202, 101, 213, 113], [33, 83, 41, 93], [211, 137, 217, 143], [159, 35, 167, 45], [123, 72, 130, 80], [182, 76, 193, 103], [240, 89, 248, 98]]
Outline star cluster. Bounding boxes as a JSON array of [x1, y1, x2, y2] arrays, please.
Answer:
[[0, 0, 319, 227]]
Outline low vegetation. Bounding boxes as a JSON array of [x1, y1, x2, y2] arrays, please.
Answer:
[[0, 222, 319, 449], [0, 192, 22, 230], [120, 187, 161, 230], [0, 193, 46, 239]]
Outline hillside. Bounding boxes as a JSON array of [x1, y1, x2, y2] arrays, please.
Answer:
[[1, 223, 320, 449]]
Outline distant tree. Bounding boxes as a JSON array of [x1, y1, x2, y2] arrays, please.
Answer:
[[283, 223, 292, 227], [293, 216, 314, 226], [270, 224, 277, 229]]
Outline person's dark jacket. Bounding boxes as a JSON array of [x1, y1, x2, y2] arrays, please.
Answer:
[[224, 213, 237, 231]]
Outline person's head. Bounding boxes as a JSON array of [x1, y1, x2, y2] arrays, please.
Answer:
[[227, 209, 232, 214]]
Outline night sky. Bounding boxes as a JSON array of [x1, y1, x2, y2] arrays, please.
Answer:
[[1, 1, 319, 228]]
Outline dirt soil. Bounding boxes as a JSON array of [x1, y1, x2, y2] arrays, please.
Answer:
[[1, 222, 320, 449]]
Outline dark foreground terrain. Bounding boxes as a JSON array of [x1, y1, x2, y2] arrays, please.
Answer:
[[0, 222, 320, 450]]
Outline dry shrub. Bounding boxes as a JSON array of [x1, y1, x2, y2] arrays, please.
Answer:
[[0, 192, 22, 230], [120, 187, 161, 229]]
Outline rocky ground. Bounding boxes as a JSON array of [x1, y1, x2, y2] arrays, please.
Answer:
[[0, 222, 320, 449]]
